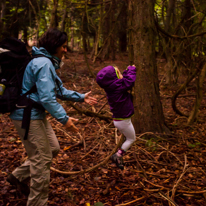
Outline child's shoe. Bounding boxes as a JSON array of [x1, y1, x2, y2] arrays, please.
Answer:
[[110, 154, 124, 170]]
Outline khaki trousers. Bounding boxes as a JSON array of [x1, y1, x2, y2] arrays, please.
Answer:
[[12, 117, 60, 206]]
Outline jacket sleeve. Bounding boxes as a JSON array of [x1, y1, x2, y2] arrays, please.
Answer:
[[55, 76, 85, 102], [120, 65, 136, 91], [34, 60, 69, 125]]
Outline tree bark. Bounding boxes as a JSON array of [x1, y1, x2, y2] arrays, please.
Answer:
[[118, 0, 127, 53], [128, 0, 134, 65], [61, 8, 67, 32], [110, 0, 116, 60], [23, 28, 28, 46], [187, 63, 206, 124], [163, 0, 176, 85], [82, 14, 88, 52], [98, 0, 123, 61], [133, 0, 169, 134], [50, 0, 58, 28], [182, 0, 192, 67], [0, 0, 6, 40]]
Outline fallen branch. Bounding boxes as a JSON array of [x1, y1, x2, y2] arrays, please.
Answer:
[[51, 135, 123, 175], [177, 189, 206, 194], [51, 132, 182, 175], [75, 132, 85, 151], [133, 152, 148, 178], [114, 196, 146, 206], [87, 101, 108, 124], [136, 132, 183, 165], [158, 191, 179, 206], [171, 154, 188, 200], [67, 102, 112, 122]]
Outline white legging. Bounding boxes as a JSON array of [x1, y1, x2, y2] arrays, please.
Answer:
[[113, 118, 136, 151]]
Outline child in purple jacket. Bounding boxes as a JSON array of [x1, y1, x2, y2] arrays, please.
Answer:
[[96, 65, 136, 170]]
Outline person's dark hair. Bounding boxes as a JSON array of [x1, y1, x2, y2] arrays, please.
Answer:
[[38, 28, 68, 55]]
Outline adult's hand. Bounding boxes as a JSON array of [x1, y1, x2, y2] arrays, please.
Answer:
[[64, 117, 79, 133], [84, 91, 97, 105]]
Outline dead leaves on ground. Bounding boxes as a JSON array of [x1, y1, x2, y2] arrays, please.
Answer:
[[1, 54, 206, 206]]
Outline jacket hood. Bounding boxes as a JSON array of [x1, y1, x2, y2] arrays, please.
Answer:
[[96, 66, 119, 89], [32, 46, 52, 58], [32, 46, 61, 70]]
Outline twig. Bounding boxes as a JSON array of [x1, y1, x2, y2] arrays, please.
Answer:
[[67, 102, 112, 121], [114, 196, 146, 206], [81, 142, 100, 160], [144, 179, 167, 189], [136, 132, 183, 165], [51, 135, 123, 175], [78, 131, 86, 151], [177, 189, 206, 194], [139, 148, 157, 161], [133, 152, 148, 178], [171, 154, 189, 200], [55, 126, 79, 142], [158, 191, 179, 206], [88, 101, 108, 124], [115, 128, 121, 144]]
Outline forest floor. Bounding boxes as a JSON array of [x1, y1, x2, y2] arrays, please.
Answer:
[[1, 52, 206, 206]]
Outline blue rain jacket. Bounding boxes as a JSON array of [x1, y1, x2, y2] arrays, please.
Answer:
[[10, 46, 85, 125]]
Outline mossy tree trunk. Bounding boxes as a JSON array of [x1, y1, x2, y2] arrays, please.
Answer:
[[133, 0, 169, 134]]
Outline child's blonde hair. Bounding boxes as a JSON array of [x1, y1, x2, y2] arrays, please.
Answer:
[[113, 65, 118, 71]]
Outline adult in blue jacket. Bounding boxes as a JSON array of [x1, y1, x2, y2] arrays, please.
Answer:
[[7, 28, 97, 206]]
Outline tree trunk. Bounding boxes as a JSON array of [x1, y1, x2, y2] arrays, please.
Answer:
[[23, 28, 28, 46], [165, 0, 175, 32], [119, 32, 127, 52], [187, 64, 206, 125], [50, 0, 58, 28], [133, 0, 169, 134], [128, 0, 134, 65], [163, 0, 176, 85], [0, 0, 6, 40], [82, 13, 88, 52], [183, 0, 192, 67], [61, 8, 67, 32], [99, 0, 123, 61], [91, 0, 103, 61], [110, 0, 116, 60], [118, 0, 127, 53], [70, 11, 74, 51]]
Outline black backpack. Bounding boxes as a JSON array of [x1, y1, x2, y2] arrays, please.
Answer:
[[0, 37, 32, 114], [0, 37, 43, 139], [0, 37, 64, 140]]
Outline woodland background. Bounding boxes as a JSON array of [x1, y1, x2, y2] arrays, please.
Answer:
[[1, 0, 206, 205]]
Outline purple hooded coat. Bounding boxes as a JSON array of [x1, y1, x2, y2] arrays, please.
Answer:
[[96, 65, 136, 119]]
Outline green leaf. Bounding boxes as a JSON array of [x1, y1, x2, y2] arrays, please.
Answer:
[[188, 144, 196, 148], [93, 202, 104, 206]]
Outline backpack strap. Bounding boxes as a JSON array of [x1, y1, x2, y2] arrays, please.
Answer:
[[55, 78, 63, 96], [21, 97, 45, 140]]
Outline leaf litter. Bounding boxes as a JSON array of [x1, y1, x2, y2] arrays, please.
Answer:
[[0, 53, 206, 206]]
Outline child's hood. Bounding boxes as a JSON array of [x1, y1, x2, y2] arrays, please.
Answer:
[[96, 66, 119, 89]]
